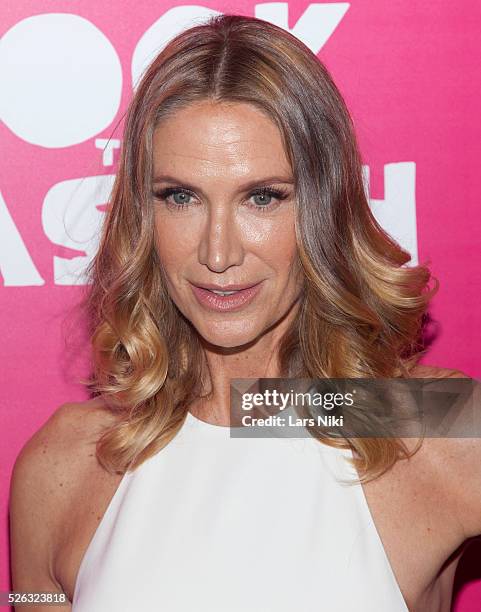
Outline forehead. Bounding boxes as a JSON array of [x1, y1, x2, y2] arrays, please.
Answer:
[[152, 100, 292, 180]]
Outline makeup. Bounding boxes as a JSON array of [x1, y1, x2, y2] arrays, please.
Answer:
[[190, 282, 263, 312]]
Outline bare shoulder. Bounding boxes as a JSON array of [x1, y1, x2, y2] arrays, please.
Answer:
[[407, 363, 481, 540], [9, 398, 118, 605], [11, 397, 118, 492]]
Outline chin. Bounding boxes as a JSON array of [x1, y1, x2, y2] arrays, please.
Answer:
[[195, 317, 264, 349]]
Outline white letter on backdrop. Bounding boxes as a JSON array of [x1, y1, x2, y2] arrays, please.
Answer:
[[42, 175, 115, 285], [132, 6, 222, 89], [364, 162, 418, 267], [255, 3, 350, 54], [0, 191, 44, 286]]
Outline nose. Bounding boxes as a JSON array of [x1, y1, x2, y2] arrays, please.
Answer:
[[197, 203, 245, 273]]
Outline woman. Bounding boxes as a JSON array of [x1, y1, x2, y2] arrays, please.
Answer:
[[9, 13, 480, 612]]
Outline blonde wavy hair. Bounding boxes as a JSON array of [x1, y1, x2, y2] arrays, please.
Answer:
[[81, 13, 438, 483]]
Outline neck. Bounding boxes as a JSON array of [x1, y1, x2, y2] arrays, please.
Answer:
[[191, 301, 299, 425]]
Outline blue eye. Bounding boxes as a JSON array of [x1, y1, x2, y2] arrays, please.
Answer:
[[153, 187, 195, 209], [171, 191, 192, 206], [252, 192, 272, 206], [249, 188, 289, 211], [152, 185, 291, 212]]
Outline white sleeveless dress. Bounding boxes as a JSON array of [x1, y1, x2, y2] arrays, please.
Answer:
[[71, 408, 409, 611]]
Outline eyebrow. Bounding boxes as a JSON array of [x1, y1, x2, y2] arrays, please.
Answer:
[[152, 174, 295, 196]]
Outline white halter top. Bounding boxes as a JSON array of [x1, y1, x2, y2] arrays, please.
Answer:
[[72, 408, 409, 611]]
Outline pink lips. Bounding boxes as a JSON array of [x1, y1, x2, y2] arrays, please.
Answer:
[[190, 282, 263, 312]]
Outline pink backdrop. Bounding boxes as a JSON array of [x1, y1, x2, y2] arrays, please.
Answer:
[[1, 1, 480, 609]]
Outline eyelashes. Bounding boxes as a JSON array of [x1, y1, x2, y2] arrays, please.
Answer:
[[152, 185, 291, 213]]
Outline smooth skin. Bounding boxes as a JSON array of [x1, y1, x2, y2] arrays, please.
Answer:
[[9, 100, 481, 611]]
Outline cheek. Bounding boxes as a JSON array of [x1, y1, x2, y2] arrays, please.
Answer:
[[247, 216, 298, 272], [154, 214, 199, 266]]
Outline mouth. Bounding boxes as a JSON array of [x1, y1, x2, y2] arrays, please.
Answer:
[[193, 282, 259, 292], [189, 281, 263, 312]]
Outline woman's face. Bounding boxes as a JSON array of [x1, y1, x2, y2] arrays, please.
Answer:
[[152, 100, 303, 348]]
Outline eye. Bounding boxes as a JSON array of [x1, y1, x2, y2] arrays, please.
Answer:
[[153, 187, 197, 210], [170, 191, 192, 206], [152, 184, 291, 212], [252, 192, 273, 206], [248, 186, 290, 212]]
